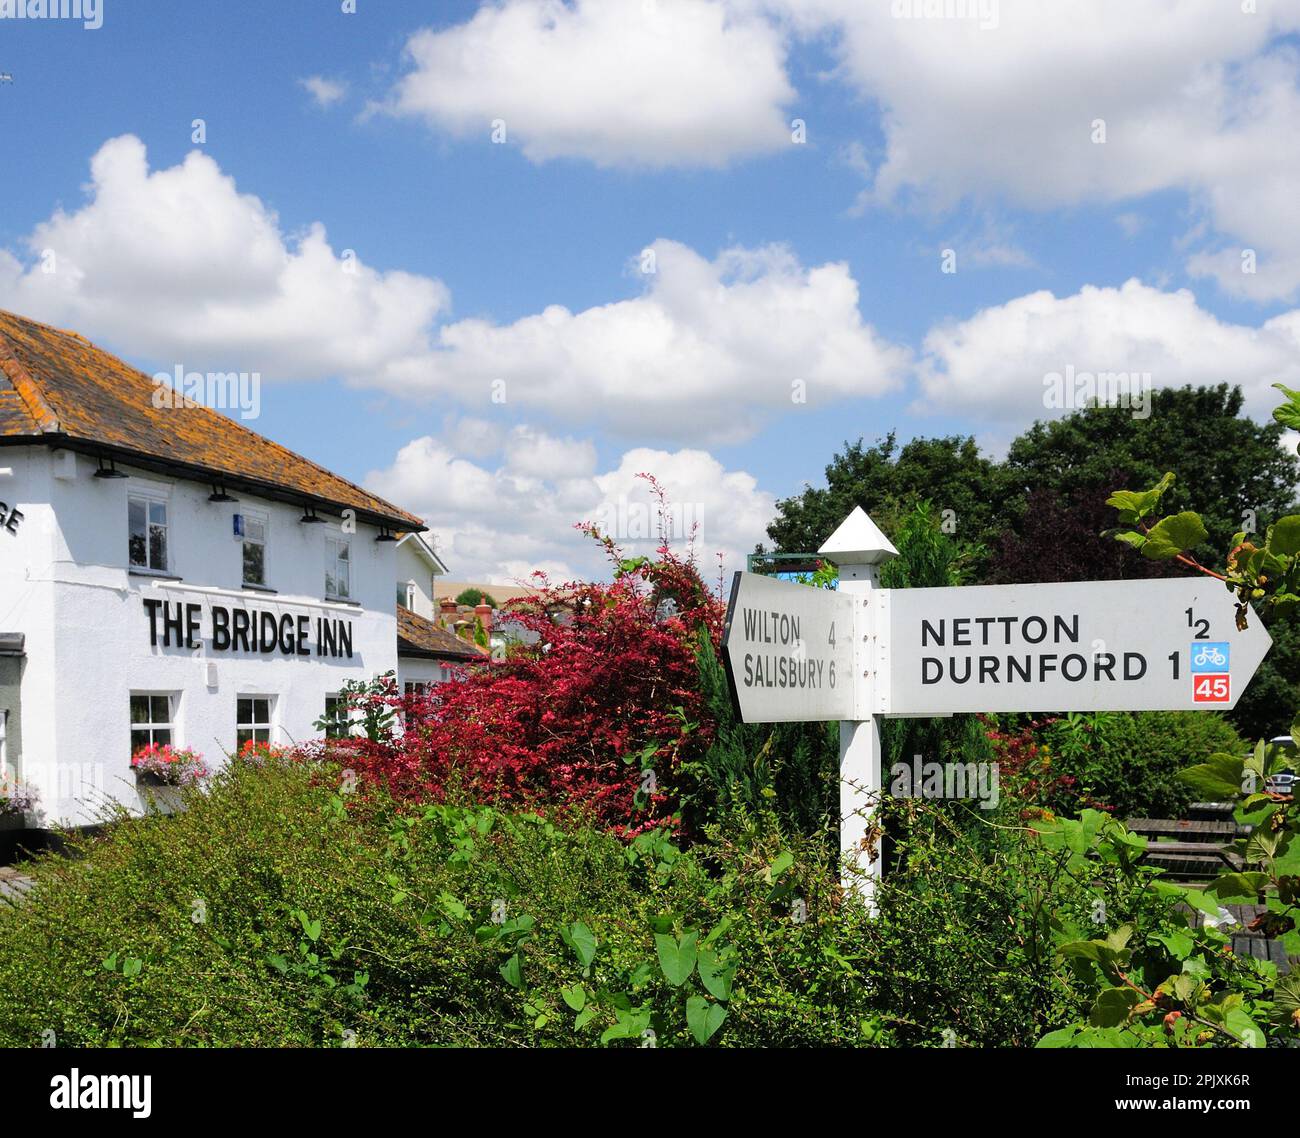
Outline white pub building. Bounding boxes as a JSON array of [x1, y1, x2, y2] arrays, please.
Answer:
[[0, 310, 480, 831]]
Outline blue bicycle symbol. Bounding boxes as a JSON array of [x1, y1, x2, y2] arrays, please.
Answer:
[[1190, 642, 1230, 673]]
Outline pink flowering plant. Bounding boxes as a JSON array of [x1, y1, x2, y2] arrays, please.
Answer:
[[0, 775, 38, 816], [130, 743, 209, 787]]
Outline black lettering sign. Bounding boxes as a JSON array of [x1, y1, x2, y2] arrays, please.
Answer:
[[141, 599, 355, 659]]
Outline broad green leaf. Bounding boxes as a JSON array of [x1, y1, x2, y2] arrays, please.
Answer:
[[561, 921, 599, 969], [1273, 382, 1300, 430], [1058, 940, 1105, 964], [768, 851, 794, 879], [1270, 973, 1300, 1024], [1090, 987, 1141, 1027], [561, 983, 587, 1012], [1225, 1009, 1263, 1048], [697, 947, 736, 1001], [1111, 530, 1148, 551], [1142, 512, 1208, 559], [655, 930, 698, 986], [1035, 1026, 1081, 1048], [599, 1007, 652, 1044], [685, 996, 727, 1044], [1179, 753, 1245, 800], [499, 953, 523, 990], [437, 892, 468, 922], [1151, 930, 1193, 960], [1207, 872, 1269, 900]]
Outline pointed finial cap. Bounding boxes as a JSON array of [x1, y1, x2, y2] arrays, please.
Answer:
[[818, 506, 898, 565]]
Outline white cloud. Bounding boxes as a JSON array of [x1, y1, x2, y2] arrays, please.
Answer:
[[365, 421, 775, 583], [300, 76, 348, 108], [778, 0, 1300, 300], [915, 278, 1300, 426], [412, 238, 910, 440], [0, 135, 449, 384], [380, 0, 797, 168], [0, 137, 904, 443]]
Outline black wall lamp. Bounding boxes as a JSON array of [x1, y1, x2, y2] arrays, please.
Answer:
[[208, 483, 238, 503], [93, 458, 128, 479], [299, 506, 326, 524]]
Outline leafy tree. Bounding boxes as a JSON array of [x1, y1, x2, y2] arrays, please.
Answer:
[[764, 434, 1007, 569], [1005, 385, 1299, 565], [456, 587, 498, 608], [988, 483, 1181, 585]]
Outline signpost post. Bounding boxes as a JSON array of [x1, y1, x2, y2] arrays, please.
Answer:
[[722, 507, 1274, 900]]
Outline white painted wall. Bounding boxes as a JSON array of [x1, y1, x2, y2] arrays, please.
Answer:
[[397, 656, 453, 691], [0, 446, 398, 826], [394, 537, 435, 619]]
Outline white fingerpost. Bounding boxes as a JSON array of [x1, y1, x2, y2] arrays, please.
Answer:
[[818, 508, 898, 902]]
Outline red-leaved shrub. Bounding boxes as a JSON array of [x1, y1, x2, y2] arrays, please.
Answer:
[[320, 476, 725, 837]]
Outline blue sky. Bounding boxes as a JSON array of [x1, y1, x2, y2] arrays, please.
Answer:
[[2, 1, 1299, 582]]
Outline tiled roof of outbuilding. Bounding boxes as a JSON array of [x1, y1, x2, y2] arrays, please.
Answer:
[[396, 605, 487, 662], [0, 308, 423, 529]]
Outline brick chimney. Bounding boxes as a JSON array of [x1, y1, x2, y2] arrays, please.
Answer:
[[439, 598, 458, 625], [474, 602, 493, 632]]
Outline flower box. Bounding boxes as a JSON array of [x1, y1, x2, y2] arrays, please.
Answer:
[[130, 744, 208, 789]]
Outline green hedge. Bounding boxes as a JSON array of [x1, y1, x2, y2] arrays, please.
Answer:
[[1042, 711, 1244, 819], [3, 753, 1221, 1048]]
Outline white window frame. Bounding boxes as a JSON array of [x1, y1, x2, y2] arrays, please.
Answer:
[[241, 509, 269, 588], [236, 695, 276, 748], [325, 536, 352, 600], [127, 484, 171, 573], [323, 692, 350, 739], [130, 691, 178, 755]]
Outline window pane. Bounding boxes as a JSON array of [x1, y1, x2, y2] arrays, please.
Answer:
[[237, 698, 251, 722], [153, 729, 171, 747], [337, 561, 350, 597], [149, 501, 167, 526], [253, 699, 270, 725], [149, 524, 167, 570], [151, 695, 170, 723], [254, 727, 270, 743], [131, 729, 151, 751], [236, 728, 252, 747], [325, 568, 336, 596], [247, 519, 265, 542], [130, 695, 151, 724], [243, 541, 265, 585], [338, 543, 349, 563], [128, 499, 147, 567]]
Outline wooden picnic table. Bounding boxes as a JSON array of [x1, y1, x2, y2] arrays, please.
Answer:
[[1127, 817, 1238, 841], [1184, 903, 1294, 975], [1136, 840, 1244, 872]]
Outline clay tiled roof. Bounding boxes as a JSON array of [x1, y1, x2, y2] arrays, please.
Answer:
[[0, 309, 423, 530], [396, 605, 487, 661]]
